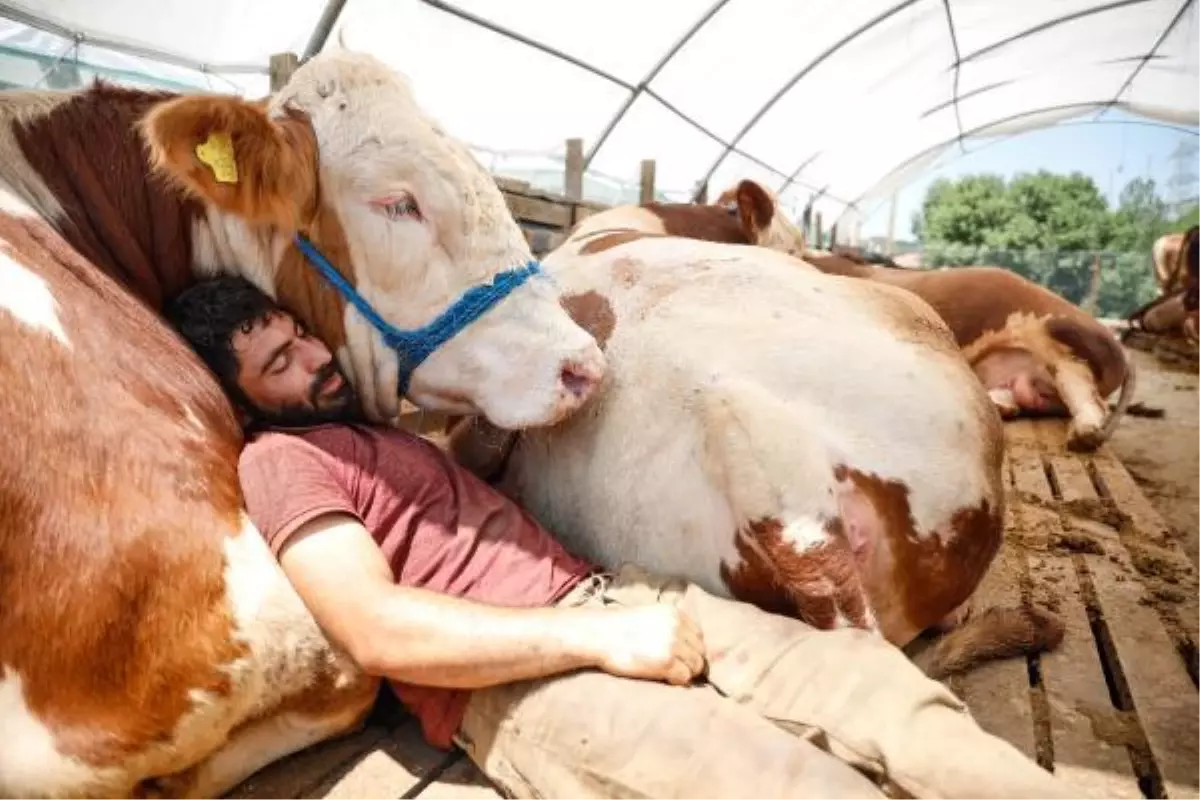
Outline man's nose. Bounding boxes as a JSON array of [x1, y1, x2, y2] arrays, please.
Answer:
[[299, 339, 332, 370]]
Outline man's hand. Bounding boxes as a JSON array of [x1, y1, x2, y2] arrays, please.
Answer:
[[583, 604, 707, 686]]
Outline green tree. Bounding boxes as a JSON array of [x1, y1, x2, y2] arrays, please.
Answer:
[[912, 175, 1011, 247], [911, 171, 1178, 318], [1107, 177, 1170, 253]]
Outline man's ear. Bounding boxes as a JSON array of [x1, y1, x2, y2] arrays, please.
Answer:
[[140, 96, 319, 231], [734, 179, 775, 243]]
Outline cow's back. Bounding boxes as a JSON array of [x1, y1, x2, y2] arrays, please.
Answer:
[[0, 209, 248, 794]]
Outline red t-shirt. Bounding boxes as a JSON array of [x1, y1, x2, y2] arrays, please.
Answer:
[[237, 422, 594, 749]]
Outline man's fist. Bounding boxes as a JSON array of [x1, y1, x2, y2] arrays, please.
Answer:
[[584, 604, 706, 686]]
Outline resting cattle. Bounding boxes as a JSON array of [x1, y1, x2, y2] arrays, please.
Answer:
[[1130, 225, 1199, 344], [707, 180, 1136, 451], [450, 196, 1066, 680], [0, 51, 603, 798], [1151, 225, 1197, 295]]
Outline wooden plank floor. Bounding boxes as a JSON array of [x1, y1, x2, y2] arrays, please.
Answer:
[[227, 417, 1197, 800]]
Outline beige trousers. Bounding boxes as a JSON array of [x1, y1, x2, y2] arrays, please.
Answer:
[[455, 565, 1079, 799]]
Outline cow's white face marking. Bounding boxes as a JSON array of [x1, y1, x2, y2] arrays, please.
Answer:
[[0, 250, 70, 347]]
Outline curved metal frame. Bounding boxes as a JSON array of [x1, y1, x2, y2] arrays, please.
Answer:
[[845, 100, 1124, 213], [0, 1, 266, 74], [843, 113, 1200, 232], [4, 0, 1192, 217], [939, 0, 966, 153], [690, 0, 924, 202], [1101, 0, 1195, 116], [582, 0, 733, 169], [303, 0, 351, 60]]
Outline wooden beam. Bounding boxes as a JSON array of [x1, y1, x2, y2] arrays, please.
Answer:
[[639, 159, 656, 205], [269, 52, 300, 92], [564, 138, 584, 202]]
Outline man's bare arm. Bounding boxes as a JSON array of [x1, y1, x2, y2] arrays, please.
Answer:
[[277, 512, 705, 690]]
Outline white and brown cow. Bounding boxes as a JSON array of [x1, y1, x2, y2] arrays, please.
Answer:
[[0, 50, 603, 798], [705, 180, 1136, 451], [1151, 225, 1197, 295], [449, 198, 1065, 679], [1131, 225, 1199, 344]]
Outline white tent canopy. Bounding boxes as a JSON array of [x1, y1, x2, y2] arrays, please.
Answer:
[[2, 0, 1196, 231]]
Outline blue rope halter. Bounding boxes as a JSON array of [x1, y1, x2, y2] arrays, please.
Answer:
[[293, 234, 543, 395]]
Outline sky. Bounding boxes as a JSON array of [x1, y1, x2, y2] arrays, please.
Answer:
[[856, 108, 1200, 242]]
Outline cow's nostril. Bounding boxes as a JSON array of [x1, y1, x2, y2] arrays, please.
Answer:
[[560, 363, 597, 399]]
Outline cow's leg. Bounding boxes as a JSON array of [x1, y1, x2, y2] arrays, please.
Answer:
[[1052, 358, 1107, 449], [934, 598, 972, 633], [699, 380, 875, 633], [142, 674, 379, 799]]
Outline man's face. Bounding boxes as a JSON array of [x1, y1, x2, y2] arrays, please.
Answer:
[[231, 309, 361, 426]]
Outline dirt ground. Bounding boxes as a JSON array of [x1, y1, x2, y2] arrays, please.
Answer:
[[1107, 346, 1199, 567]]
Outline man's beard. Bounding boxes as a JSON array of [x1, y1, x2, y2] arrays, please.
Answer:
[[249, 361, 365, 429]]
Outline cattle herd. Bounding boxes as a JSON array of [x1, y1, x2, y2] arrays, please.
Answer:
[[0, 48, 1194, 798]]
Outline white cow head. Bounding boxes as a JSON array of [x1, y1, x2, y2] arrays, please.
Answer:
[[142, 50, 604, 430]]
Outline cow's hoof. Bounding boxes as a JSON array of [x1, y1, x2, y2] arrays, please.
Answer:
[[1066, 423, 1105, 452], [987, 389, 1021, 419]]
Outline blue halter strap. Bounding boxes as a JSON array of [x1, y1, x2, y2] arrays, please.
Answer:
[[293, 234, 543, 394]]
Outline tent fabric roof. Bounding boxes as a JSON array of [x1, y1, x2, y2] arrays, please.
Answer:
[[1, 0, 1196, 230]]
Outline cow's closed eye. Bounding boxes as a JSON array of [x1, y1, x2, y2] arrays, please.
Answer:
[[370, 193, 421, 222]]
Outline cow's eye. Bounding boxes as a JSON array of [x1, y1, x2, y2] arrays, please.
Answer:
[[371, 194, 421, 221]]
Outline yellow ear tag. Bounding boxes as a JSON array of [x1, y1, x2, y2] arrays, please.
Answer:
[[195, 131, 239, 184]]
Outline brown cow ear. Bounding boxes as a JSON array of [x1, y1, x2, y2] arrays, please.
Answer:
[[140, 96, 318, 231], [735, 179, 774, 241]]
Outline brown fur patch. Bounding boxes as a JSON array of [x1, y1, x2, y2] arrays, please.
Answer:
[[645, 202, 751, 245], [835, 465, 1003, 635], [720, 517, 871, 630], [0, 212, 247, 765], [276, 206, 352, 355], [720, 521, 798, 619], [140, 95, 319, 233], [10, 83, 203, 311], [578, 229, 666, 255], [560, 290, 616, 349], [734, 179, 774, 238], [798, 251, 874, 278]]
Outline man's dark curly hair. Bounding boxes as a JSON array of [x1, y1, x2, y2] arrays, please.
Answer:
[[164, 276, 282, 406]]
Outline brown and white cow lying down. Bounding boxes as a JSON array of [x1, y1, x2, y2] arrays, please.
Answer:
[[449, 204, 1066, 680], [1130, 225, 1199, 344], [0, 51, 604, 798], [705, 180, 1136, 452]]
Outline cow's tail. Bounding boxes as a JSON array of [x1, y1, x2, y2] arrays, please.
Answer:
[[1098, 350, 1138, 446], [916, 605, 1065, 680]]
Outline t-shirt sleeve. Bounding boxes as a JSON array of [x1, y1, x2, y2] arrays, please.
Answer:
[[238, 434, 362, 557]]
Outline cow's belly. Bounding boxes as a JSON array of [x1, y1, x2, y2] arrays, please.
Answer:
[[503, 386, 743, 597]]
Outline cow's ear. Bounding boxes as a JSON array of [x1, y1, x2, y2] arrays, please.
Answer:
[[735, 179, 774, 241], [140, 96, 318, 231]]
